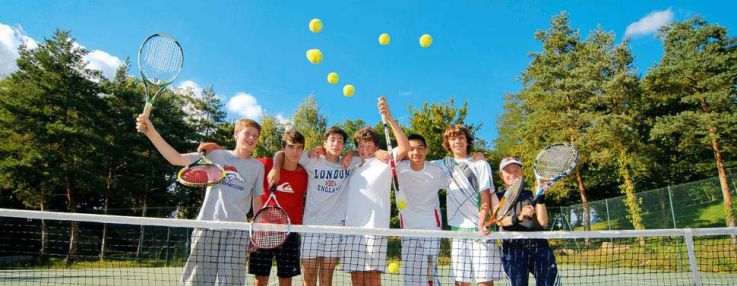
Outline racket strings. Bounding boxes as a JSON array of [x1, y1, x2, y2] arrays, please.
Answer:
[[177, 165, 225, 187], [535, 146, 577, 180], [140, 36, 183, 84], [251, 207, 290, 249]]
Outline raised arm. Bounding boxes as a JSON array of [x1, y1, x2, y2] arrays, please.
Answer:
[[378, 97, 409, 161], [136, 114, 189, 166]]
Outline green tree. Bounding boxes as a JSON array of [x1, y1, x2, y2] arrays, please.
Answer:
[[252, 113, 286, 158], [581, 31, 649, 230], [407, 98, 479, 161], [0, 30, 108, 264], [644, 17, 737, 228], [340, 119, 366, 151], [497, 13, 594, 229], [291, 96, 327, 150]]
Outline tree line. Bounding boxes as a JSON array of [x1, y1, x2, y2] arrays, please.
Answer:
[[0, 13, 735, 262]]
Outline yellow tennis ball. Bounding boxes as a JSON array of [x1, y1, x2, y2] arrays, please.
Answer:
[[397, 200, 407, 210], [419, 34, 433, 48], [309, 19, 323, 33], [327, 72, 339, 85], [306, 49, 323, 64], [378, 33, 391, 46], [387, 262, 400, 274], [343, 84, 355, 97]]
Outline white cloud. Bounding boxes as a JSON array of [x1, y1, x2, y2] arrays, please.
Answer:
[[0, 23, 37, 76], [625, 9, 674, 37], [84, 49, 124, 80], [175, 80, 205, 99], [227, 92, 263, 120], [0, 22, 123, 79], [274, 113, 292, 127]]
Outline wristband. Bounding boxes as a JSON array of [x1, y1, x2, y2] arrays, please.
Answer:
[[535, 194, 546, 205], [510, 214, 519, 225]]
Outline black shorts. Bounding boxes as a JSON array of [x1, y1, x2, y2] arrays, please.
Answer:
[[248, 233, 301, 278]]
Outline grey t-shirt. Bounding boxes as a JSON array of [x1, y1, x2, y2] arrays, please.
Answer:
[[185, 149, 264, 222]]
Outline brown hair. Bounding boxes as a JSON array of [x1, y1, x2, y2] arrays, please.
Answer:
[[353, 126, 380, 147], [322, 126, 348, 143], [281, 130, 305, 148], [442, 124, 473, 154], [234, 119, 261, 135]]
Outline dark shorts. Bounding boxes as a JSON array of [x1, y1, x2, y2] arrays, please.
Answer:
[[248, 233, 301, 278], [502, 239, 559, 286]]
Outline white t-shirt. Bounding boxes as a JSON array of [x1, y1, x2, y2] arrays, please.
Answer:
[[344, 157, 393, 228], [185, 150, 264, 222], [301, 153, 360, 226], [435, 157, 493, 228], [395, 160, 450, 230]]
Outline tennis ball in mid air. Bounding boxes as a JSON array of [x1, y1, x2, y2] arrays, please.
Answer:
[[419, 34, 433, 48], [397, 200, 407, 210], [387, 262, 400, 274], [327, 72, 339, 85], [306, 49, 323, 64], [343, 84, 355, 97], [309, 19, 323, 33], [378, 33, 391, 46]]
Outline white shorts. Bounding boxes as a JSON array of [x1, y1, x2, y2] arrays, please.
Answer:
[[301, 232, 343, 259], [401, 237, 441, 286], [182, 229, 249, 286], [341, 235, 388, 272], [451, 238, 504, 283]]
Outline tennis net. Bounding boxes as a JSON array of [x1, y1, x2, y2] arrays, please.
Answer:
[[0, 208, 735, 285]]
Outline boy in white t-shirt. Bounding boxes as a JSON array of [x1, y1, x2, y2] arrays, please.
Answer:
[[394, 133, 449, 286], [437, 124, 503, 286], [136, 115, 264, 286], [270, 126, 359, 286], [343, 97, 408, 286]]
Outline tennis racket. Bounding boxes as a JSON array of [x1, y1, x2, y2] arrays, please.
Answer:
[[378, 97, 405, 210], [250, 185, 291, 249], [138, 33, 184, 117], [485, 177, 524, 227], [177, 151, 226, 187], [530, 143, 578, 205]]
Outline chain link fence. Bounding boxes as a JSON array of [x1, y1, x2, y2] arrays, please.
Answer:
[[550, 174, 737, 231]]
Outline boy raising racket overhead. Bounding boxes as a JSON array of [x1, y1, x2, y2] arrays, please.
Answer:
[[136, 115, 264, 286]]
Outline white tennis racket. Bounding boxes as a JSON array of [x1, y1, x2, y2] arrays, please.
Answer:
[[138, 33, 184, 117]]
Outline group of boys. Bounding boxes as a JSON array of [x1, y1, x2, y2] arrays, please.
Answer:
[[135, 97, 558, 286]]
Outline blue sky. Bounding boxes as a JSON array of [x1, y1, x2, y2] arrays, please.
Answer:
[[1, 1, 735, 146]]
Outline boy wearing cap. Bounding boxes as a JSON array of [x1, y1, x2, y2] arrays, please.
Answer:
[[495, 156, 558, 286]]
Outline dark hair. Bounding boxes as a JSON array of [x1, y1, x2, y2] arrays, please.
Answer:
[[322, 126, 348, 143], [353, 126, 380, 147], [408, 134, 427, 147], [281, 130, 305, 148], [442, 124, 473, 153]]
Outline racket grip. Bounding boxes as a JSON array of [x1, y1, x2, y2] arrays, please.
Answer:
[[143, 103, 153, 117]]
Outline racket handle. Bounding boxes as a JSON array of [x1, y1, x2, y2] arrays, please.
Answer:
[[143, 102, 153, 117]]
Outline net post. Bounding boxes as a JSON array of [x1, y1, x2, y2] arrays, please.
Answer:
[[667, 186, 677, 228], [604, 198, 611, 231], [683, 228, 702, 286]]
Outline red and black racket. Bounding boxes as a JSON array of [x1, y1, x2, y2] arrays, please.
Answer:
[[250, 185, 291, 249]]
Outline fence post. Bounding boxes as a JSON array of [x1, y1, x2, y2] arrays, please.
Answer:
[[684, 229, 702, 286], [605, 198, 611, 231], [667, 186, 677, 229]]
